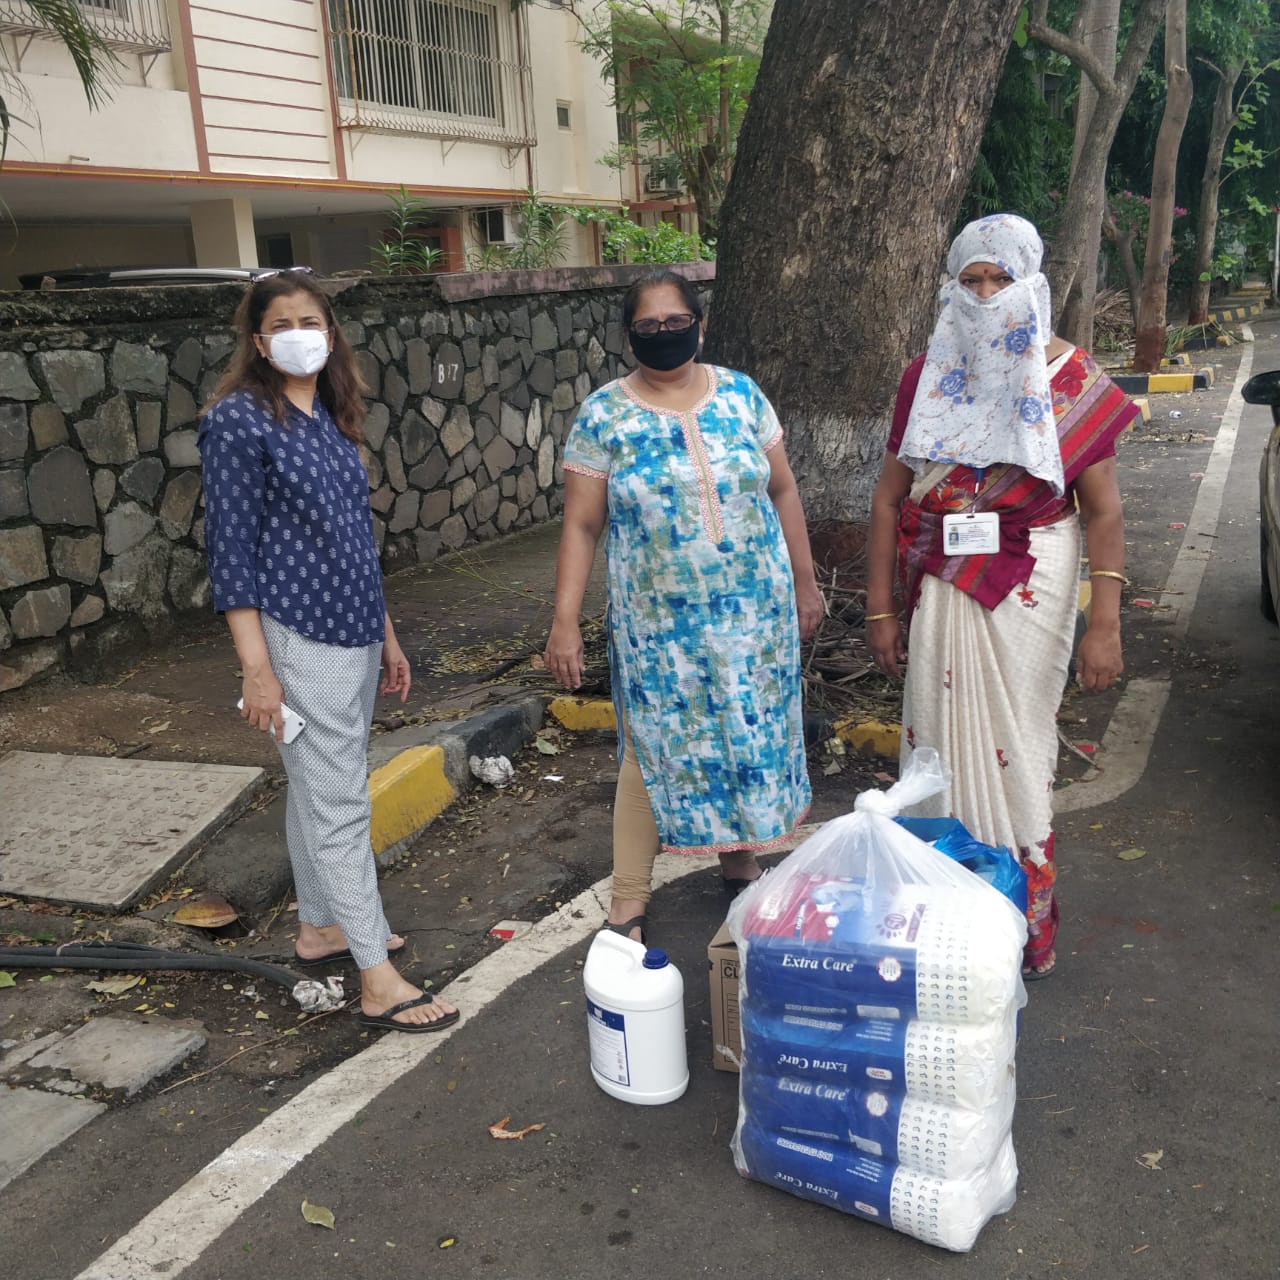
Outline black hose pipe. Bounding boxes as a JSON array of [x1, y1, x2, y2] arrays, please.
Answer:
[[0, 943, 302, 992]]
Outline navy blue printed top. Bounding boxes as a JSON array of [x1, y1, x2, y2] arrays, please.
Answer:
[[198, 389, 385, 647]]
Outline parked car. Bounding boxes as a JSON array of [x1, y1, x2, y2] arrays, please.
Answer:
[[18, 266, 279, 290], [1241, 368, 1280, 623]]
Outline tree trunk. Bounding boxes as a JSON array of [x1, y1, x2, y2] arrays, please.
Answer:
[[703, 0, 1023, 522], [1028, 0, 1166, 339], [1132, 0, 1193, 372], [1057, 0, 1122, 348], [1187, 60, 1244, 325], [1101, 205, 1142, 323]]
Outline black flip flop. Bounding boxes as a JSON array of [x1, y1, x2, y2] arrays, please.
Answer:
[[295, 939, 407, 969], [1022, 962, 1055, 982], [357, 993, 460, 1034], [721, 876, 760, 899], [603, 916, 648, 945]]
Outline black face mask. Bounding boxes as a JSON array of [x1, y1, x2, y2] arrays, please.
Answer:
[[628, 323, 701, 371]]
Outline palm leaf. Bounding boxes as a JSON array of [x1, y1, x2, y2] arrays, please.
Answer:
[[23, 0, 118, 107], [0, 0, 119, 162]]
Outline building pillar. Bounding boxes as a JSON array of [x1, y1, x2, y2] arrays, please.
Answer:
[[189, 198, 259, 268]]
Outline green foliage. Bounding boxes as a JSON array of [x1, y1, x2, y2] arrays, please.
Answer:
[[959, 43, 1073, 232], [1106, 188, 1196, 292], [465, 190, 570, 271], [567, 205, 712, 264], [0, 0, 118, 163], [370, 186, 443, 276], [576, 0, 768, 234]]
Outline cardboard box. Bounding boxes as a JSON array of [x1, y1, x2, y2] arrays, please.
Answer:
[[708, 922, 742, 1072]]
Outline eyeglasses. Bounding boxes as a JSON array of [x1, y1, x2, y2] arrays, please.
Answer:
[[629, 313, 698, 337]]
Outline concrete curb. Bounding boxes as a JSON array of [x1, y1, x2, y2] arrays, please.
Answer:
[[190, 691, 906, 919], [187, 695, 546, 919], [1112, 368, 1214, 395], [1208, 297, 1264, 325], [548, 696, 904, 759]]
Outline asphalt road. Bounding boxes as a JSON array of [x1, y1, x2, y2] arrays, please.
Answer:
[[4, 322, 1279, 1280]]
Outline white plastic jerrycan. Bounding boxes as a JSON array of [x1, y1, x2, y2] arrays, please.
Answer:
[[584, 929, 689, 1105]]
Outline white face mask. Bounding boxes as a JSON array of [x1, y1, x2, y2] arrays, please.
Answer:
[[260, 328, 330, 377]]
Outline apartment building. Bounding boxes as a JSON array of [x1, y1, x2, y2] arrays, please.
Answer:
[[0, 0, 625, 288]]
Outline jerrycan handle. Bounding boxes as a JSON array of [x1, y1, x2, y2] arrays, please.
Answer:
[[591, 927, 647, 967]]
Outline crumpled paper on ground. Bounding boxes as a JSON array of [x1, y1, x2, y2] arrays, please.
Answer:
[[292, 975, 345, 1012], [470, 755, 515, 788]]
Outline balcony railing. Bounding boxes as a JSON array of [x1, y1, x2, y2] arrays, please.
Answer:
[[328, 0, 535, 146], [0, 0, 171, 54]]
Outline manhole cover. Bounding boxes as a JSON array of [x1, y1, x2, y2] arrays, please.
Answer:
[[0, 752, 263, 911]]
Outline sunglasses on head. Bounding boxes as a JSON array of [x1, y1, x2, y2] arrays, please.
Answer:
[[254, 265, 316, 281]]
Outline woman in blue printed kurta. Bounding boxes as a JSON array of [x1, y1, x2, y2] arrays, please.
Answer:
[[545, 272, 823, 943]]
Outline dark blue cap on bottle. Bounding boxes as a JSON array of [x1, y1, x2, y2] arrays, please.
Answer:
[[642, 947, 670, 969]]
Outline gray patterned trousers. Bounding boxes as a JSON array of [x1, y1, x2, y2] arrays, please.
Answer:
[[262, 614, 392, 970]]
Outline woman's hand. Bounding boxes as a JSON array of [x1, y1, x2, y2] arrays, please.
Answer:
[[544, 618, 585, 690], [1076, 621, 1123, 692], [240, 660, 285, 737], [867, 616, 907, 679], [380, 635, 412, 702], [796, 581, 825, 642]]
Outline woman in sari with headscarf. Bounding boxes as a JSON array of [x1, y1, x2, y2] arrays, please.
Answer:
[[865, 213, 1137, 981]]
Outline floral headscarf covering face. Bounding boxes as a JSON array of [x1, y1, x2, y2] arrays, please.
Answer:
[[898, 213, 1062, 495]]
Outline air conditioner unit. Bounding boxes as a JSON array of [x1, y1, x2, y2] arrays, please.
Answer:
[[644, 171, 681, 195], [482, 208, 516, 245]]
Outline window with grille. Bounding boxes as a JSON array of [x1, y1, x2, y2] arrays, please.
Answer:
[[328, 0, 534, 144], [0, 0, 170, 52]]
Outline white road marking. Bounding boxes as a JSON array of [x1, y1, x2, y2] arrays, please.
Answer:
[[1052, 676, 1171, 813], [73, 853, 705, 1280], [1054, 344, 1255, 813]]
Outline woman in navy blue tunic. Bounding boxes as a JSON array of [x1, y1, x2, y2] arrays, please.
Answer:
[[199, 271, 458, 1033]]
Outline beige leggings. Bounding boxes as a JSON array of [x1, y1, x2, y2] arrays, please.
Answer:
[[611, 727, 662, 905]]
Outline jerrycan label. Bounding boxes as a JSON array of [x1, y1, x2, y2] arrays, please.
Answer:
[[587, 1001, 629, 1086]]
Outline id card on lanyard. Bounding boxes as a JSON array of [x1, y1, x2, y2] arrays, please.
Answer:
[[942, 468, 999, 556]]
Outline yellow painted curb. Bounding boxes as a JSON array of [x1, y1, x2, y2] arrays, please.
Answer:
[[368, 744, 456, 854], [833, 717, 901, 759], [1146, 372, 1198, 393], [548, 696, 617, 731]]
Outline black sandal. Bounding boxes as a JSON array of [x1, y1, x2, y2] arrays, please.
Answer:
[[603, 915, 648, 945], [721, 875, 762, 899]]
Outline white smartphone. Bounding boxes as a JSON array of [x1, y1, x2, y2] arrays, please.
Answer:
[[236, 698, 306, 744]]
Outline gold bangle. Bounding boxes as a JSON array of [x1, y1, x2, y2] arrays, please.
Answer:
[[1089, 570, 1127, 583], [864, 612, 898, 622]]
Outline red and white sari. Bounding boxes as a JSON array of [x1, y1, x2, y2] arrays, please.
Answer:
[[890, 348, 1139, 969]]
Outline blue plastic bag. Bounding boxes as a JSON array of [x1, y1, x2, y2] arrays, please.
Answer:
[[894, 817, 1027, 916]]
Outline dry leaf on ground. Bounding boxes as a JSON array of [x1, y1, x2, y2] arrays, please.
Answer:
[[1117, 848, 1148, 862], [86, 975, 143, 997], [488, 1114, 546, 1140], [301, 1199, 336, 1229], [1136, 1149, 1164, 1171], [172, 895, 239, 928]]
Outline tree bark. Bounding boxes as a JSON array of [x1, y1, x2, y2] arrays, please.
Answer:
[[703, 0, 1023, 522], [1132, 0, 1193, 372], [1057, 0, 1122, 347], [1187, 59, 1244, 325], [1028, 0, 1166, 341], [1101, 204, 1142, 323]]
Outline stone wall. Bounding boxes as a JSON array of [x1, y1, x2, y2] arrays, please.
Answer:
[[0, 264, 714, 691]]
